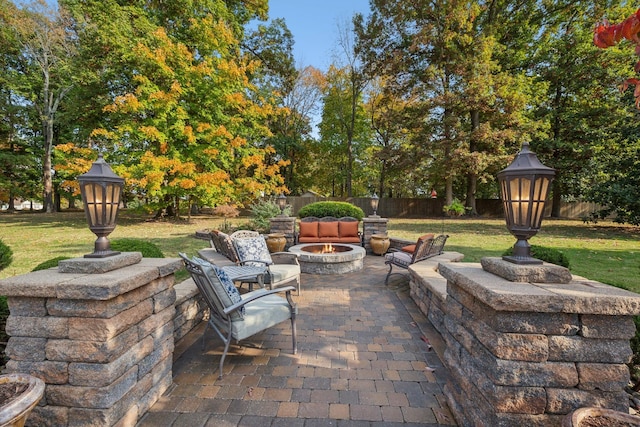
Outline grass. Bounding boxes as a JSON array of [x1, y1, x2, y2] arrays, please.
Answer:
[[0, 211, 638, 293], [387, 217, 640, 292]]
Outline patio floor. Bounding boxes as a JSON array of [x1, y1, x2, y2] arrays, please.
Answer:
[[136, 254, 457, 427]]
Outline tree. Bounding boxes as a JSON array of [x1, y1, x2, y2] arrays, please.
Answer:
[[60, 0, 288, 217], [355, 0, 541, 208], [268, 65, 324, 194], [4, 0, 76, 213], [318, 64, 371, 197], [589, 5, 640, 225]]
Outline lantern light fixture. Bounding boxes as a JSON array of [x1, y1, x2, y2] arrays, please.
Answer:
[[370, 193, 380, 217], [497, 142, 555, 265], [276, 193, 287, 216], [78, 154, 125, 258]]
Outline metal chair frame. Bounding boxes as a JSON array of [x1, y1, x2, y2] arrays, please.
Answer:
[[180, 254, 297, 378]]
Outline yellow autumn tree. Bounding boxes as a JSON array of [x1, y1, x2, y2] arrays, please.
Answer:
[[60, 0, 287, 217]]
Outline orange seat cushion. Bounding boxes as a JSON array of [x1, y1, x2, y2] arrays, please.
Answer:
[[299, 222, 319, 238], [401, 234, 434, 253], [318, 221, 339, 238], [339, 221, 359, 238]]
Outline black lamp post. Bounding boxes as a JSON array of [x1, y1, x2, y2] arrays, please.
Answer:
[[497, 142, 555, 265], [276, 193, 287, 216], [370, 193, 380, 217], [78, 154, 125, 258]]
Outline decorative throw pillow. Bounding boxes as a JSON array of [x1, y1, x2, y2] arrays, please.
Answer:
[[233, 237, 273, 268], [190, 256, 244, 318], [299, 221, 319, 238], [216, 231, 239, 263], [318, 221, 339, 238], [339, 221, 359, 238]]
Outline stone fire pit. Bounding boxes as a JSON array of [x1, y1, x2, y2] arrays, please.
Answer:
[[288, 243, 365, 274]]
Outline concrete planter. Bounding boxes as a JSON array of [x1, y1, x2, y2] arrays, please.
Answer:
[[562, 407, 640, 426], [0, 374, 45, 427]]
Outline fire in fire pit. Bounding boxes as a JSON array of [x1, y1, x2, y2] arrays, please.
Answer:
[[300, 244, 353, 254]]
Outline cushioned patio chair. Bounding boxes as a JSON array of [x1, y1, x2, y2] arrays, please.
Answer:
[[209, 230, 240, 264], [384, 234, 448, 285], [230, 230, 260, 240], [179, 253, 297, 378], [232, 233, 302, 295]]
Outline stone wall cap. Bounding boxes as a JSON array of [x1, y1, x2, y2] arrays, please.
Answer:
[[440, 262, 640, 315], [58, 252, 142, 274], [0, 258, 182, 300], [480, 257, 572, 283]]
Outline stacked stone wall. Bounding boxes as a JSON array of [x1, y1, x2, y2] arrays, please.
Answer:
[[438, 261, 640, 426], [173, 279, 206, 342], [0, 256, 182, 427], [362, 217, 388, 252], [269, 217, 296, 249]]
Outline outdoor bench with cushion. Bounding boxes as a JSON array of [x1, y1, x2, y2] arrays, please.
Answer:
[[296, 216, 362, 245], [384, 234, 449, 284]]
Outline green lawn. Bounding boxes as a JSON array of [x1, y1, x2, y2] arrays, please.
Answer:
[[0, 211, 638, 293], [387, 217, 640, 292]]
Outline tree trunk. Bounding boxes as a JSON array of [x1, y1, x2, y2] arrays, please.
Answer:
[[43, 118, 55, 213], [465, 110, 479, 215], [551, 179, 562, 218]]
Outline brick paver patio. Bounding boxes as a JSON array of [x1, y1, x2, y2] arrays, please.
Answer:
[[137, 255, 457, 426]]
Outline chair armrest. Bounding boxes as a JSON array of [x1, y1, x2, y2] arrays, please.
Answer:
[[271, 252, 299, 265], [239, 259, 273, 266], [223, 286, 297, 315], [389, 237, 415, 252]]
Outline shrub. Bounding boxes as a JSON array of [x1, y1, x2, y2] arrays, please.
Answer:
[[502, 245, 570, 268], [30, 239, 164, 272], [248, 198, 292, 233], [298, 201, 364, 220], [110, 238, 164, 257], [32, 256, 71, 272], [0, 240, 12, 272], [443, 198, 467, 216], [213, 204, 240, 234]]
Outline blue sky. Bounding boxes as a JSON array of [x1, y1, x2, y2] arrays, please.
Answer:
[[267, 0, 371, 70]]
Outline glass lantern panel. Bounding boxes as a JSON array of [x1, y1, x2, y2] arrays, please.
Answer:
[[83, 183, 102, 227], [508, 177, 531, 227], [105, 183, 121, 224], [530, 177, 550, 228]]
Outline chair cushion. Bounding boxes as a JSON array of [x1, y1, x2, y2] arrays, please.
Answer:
[[401, 244, 416, 253], [216, 231, 239, 263], [299, 222, 319, 238], [267, 264, 300, 284], [190, 256, 244, 318], [231, 291, 293, 341], [234, 236, 273, 267], [384, 251, 412, 268], [339, 221, 359, 238], [401, 234, 434, 253], [318, 221, 339, 238]]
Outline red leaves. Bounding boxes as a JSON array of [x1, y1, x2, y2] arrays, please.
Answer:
[[620, 79, 640, 109], [594, 10, 640, 49], [594, 21, 617, 48], [595, 9, 640, 109]]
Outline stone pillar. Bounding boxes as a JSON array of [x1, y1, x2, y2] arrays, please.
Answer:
[[269, 216, 296, 249], [362, 217, 388, 252], [0, 253, 182, 427], [439, 258, 640, 426]]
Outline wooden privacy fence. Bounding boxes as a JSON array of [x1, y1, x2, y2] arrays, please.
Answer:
[[285, 196, 604, 220]]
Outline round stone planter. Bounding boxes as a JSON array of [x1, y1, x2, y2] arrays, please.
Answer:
[[0, 374, 45, 427], [562, 407, 640, 427], [369, 234, 390, 255], [266, 233, 286, 253]]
